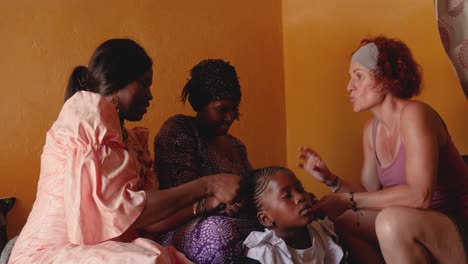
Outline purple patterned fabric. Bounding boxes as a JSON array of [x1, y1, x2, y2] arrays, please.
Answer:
[[154, 114, 261, 264]]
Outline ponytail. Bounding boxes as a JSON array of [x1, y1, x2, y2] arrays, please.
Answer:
[[64, 39, 152, 102], [64, 66, 89, 102]]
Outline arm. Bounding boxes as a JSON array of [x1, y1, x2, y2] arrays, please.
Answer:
[[134, 173, 240, 229], [297, 145, 368, 193], [148, 116, 206, 230], [60, 95, 240, 244], [140, 196, 225, 233], [319, 102, 441, 216], [142, 206, 195, 233]]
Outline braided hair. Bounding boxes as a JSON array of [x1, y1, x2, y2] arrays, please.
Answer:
[[250, 166, 296, 211], [181, 59, 241, 112]]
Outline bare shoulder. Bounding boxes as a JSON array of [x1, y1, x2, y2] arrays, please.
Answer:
[[401, 100, 436, 121], [400, 100, 440, 128], [400, 100, 445, 144]]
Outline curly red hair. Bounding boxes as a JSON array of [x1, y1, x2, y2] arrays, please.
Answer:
[[354, 36, 422, 99]]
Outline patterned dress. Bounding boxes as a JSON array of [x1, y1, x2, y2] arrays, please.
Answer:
[[154, 115, 262, 264]]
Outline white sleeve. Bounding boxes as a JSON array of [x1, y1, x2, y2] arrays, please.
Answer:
[[317, 219, 345, 264], [246, 244, 287, 264], [323, 234, 345, 264]]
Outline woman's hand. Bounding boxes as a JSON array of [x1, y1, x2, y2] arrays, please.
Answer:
[[206, 173, 241, 205], [203, 197, 224, 214], [223, 202, 243, 217], [312, 193, 352, 221], [204, 197, 243, 217], [297, 146, 335, 184]]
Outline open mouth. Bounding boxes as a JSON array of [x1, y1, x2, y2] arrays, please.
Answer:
[[299, 204, 313, 216]]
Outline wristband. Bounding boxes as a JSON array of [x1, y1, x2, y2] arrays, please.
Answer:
[[326, 175, 340, 192]]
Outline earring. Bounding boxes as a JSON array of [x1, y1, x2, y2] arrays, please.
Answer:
[[111, 93, 120, 112]]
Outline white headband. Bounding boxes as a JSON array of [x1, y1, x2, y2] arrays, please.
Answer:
[[350, 42, 379, 71]]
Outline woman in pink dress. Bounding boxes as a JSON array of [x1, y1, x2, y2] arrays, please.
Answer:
[[8, 39, 241, 264], [298, 36, 467, 263]]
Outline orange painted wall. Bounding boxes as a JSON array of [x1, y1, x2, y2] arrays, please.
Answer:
[[283, 1, 468, 198], [0, 0, 286, 237]]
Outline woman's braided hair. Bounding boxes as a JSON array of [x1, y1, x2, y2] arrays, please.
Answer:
[[180, 59, 241, 112]]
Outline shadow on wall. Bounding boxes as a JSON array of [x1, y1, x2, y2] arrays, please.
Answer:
[[436, 0, 468, 98]]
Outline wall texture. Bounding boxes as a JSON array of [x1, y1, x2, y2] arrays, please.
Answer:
[[282, 0, 468, 197], [0, 0, 286, 237]]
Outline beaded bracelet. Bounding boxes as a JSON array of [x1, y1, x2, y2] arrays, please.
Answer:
[[349, 192, 363, 226], [193, 198, 207, 216], [200, 198, 207, 216], [192, 201, 199, 216], [326, 175, 341, 193], [349, 192, 357, 211]]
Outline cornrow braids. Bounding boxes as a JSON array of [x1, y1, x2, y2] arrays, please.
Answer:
[[251, 166, 295, 211]]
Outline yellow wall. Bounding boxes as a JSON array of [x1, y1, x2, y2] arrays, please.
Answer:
[[2, 0, 467, 239], [283, 0, 468, 197], [0, 0, 286, 237]]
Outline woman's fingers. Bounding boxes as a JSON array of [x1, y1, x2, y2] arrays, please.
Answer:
[[298, 146, 314, 153], [298, 149, 315, 157], [298, 149, 320, 162], [228, 204, 240, 215], [210, 174, 241, 204]]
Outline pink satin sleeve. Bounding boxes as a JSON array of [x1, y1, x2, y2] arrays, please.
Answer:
[[55, 92, 147, 245]]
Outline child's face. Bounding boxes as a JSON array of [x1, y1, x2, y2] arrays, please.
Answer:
[[258, 171, 318, 230]]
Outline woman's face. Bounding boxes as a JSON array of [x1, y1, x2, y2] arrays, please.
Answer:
[[117, 69, 153, 121], [347, 62, 385, 112], [197, 99, 239, 136]]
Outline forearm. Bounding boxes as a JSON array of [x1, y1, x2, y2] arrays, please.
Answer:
[[354, 184, 432, 210], [142, 206, 194, 233], [134, 176, 209, 228], [325, 174, 368, 193]]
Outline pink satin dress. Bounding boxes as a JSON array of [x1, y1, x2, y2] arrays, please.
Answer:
[[9, 91, 191, 264]]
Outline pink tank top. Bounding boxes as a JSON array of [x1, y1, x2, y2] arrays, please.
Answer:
[[373, 119, 468, 218]]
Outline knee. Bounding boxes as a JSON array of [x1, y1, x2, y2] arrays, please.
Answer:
[[375, 207, 412, 243]]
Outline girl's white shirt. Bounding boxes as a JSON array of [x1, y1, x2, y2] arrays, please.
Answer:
[[243, 218, 344, 264]]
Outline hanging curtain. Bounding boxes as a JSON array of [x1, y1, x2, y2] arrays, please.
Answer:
[[435, 0, 468, 99]]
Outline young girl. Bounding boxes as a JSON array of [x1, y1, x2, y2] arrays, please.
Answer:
[[243, 166, 345, 264]]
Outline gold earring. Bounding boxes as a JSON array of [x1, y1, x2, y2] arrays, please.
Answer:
[[111, 93, 120, 112]]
